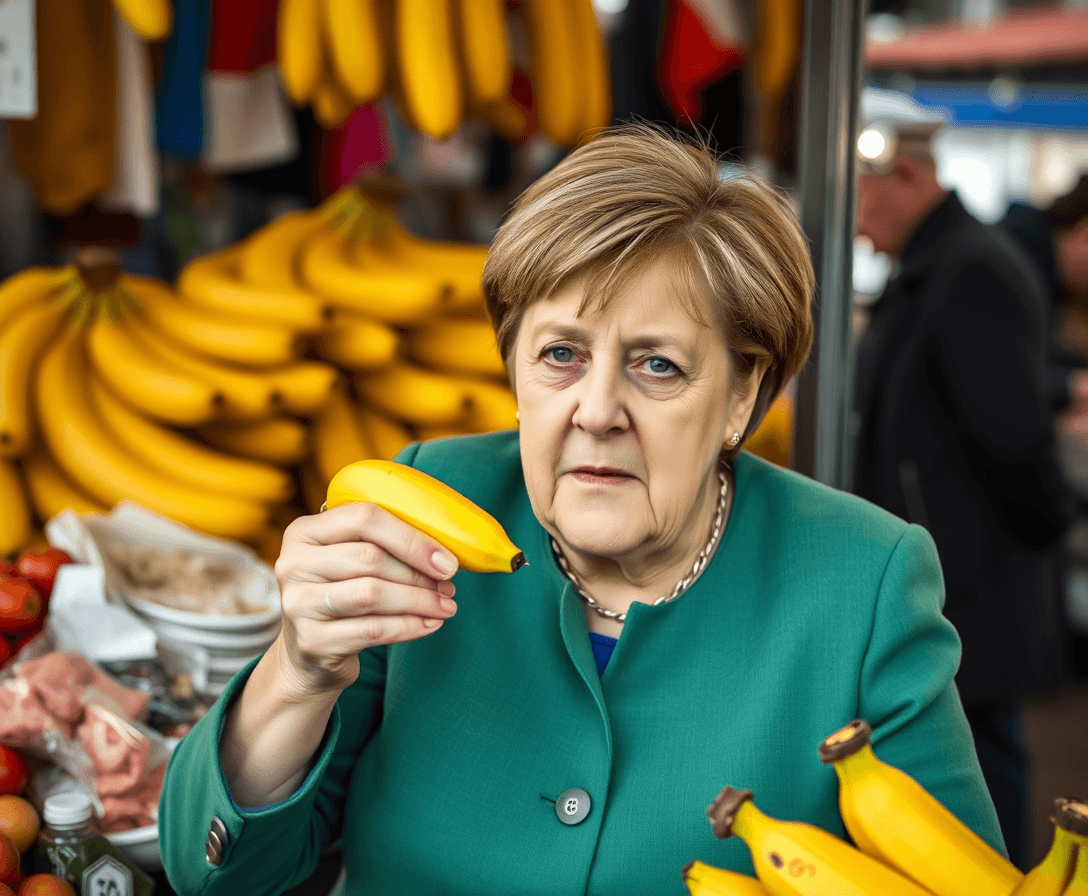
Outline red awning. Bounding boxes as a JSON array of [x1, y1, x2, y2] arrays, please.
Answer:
[[866, 4, 1088, 70]]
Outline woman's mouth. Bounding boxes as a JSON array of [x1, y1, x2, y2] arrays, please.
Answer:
[[570, 467, 633, 485]]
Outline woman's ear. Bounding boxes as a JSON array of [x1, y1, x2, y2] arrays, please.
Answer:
[[727, 359, 770, 441]]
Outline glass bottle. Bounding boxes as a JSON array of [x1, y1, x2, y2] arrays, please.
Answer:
[[35, 792, 99, 890]]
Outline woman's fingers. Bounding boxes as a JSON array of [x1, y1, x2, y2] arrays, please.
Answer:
[[280, 538, 454, 593], [295, 613, 448, 653], [317, 578, 457, 621], [283, 503, 459, 582]]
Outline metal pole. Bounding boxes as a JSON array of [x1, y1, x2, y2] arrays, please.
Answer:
[[792, 0, 869, 488]]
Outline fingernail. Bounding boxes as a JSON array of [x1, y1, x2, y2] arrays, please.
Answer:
[[432, 550, 458, 577], [436, 580, 456, 598], [440, 597, 457, 615], [423, 618, 443, 629]]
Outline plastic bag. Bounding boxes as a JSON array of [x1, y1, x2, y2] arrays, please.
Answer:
[[0, 637, 172, 832]]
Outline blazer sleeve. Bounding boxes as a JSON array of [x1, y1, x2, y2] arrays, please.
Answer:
[[931, 252, 1075, 546], [157, 644, 388, 896], [856, 523, 1008, 856]]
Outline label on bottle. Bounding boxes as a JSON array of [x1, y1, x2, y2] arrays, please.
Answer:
[[38, 835, 154, 896]]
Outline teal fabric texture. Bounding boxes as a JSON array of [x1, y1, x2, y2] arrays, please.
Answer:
[[158, 430, 1004, 896]]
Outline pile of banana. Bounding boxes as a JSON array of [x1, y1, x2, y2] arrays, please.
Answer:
[[688, 719, 1088, 896], [276, 0, 611, 145], [0, 247, 340, 560], [0, 181, 517, 562]]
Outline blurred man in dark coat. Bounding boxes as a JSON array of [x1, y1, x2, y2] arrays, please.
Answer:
[[850, 88, 1077, 869]]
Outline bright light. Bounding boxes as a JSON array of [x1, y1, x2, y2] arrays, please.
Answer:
[[592, 0, 628, 13], [857, 128, 887, 161]]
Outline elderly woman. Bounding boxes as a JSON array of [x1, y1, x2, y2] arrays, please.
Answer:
[[159, 126, 1003, 895]]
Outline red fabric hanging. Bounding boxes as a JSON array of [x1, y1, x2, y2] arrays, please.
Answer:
[[207, 0, 279, 73], [658, 0, 747, 122]]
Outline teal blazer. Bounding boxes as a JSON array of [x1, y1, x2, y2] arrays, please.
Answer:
[[159, 431, 1004, 895]]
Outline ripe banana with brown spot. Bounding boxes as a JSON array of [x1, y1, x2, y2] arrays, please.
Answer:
[[819, 719, 1024, 896], [324, 459, 526, 573]]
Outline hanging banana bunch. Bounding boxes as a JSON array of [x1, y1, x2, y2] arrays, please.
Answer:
[[273, 0, 611, 144]]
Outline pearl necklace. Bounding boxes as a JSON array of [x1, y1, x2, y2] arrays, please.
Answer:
[[550, 467, 729, 623]]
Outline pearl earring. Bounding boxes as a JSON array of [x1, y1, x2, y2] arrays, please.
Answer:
[[726, 432, 741, 448]]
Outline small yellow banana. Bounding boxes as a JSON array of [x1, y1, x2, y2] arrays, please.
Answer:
[[312, 74, 355, 129], [0, 267, 69, 330], [706, 786, 935, 896], [682, 861, 773, 896], [113, 0, 173, 41], [522, 0, 582, 146], [0, 458, 32, 557], [118, 315, 278, 422], [1067, 821, 1088, 896], [819, 719, 1024, 896], [324, 459, 526, 573], [265, 360, 341, 416], [278, 0, 324, 104], [126, 275, 302, 368], [88, 377, 294, 506], [299, 224, 455, 324], [85, 316, 226, 427], [22, 449, 112, 521], [1012, 798, 1088, 896], [177, 247, 332, 331], [197, 416, 311, 467], [393, 0, 464, 139], [569, 0, 611, 138], [0, 301, 67, 458], [460, 376, 519, 432], [311, 312, 401, 371], [354, 404, 416, 461], [240, 211, 328, 290], [354, 361, 473, 427], [405, 316, 505, 378], [312, 386, 374, 487], [321, 0, 385, 104], [454, 0, 512, 107]]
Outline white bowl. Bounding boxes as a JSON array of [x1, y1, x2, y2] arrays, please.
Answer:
[[106, 823, 162, 872], [148, 617, 281, 653], [118, 572, 281, 633]]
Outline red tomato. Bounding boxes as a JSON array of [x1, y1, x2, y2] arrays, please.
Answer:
[[0, 834, 21, 890], [0, 882, 15, 896], [0, 578, 40, 634], [14, 550, 72, 602], [0, 749, 27, 798], [0, 562, 13, 579]]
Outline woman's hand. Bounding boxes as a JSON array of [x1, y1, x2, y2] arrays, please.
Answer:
[[272, 502, 459, 697]]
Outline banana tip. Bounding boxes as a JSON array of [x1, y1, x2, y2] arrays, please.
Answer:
[[510, 551, 528, 573]]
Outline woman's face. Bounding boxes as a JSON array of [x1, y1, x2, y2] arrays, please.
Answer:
[[512, 258, 765, 578]]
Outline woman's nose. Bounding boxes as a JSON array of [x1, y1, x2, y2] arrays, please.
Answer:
[[571, 362, 628, 434]]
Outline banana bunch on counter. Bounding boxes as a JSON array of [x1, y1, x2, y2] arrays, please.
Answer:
[[275, 0, 610, 145], [229, 183, 517, 514], [0, 249, 336, 557], [689, 719, 1088, 896]]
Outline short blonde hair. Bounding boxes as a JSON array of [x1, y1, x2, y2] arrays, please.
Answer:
[[482, 124, 815, 455]]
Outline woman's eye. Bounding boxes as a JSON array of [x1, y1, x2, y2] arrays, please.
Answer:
[[545, 346, 576, 364], [643, 356, 678, 376]]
